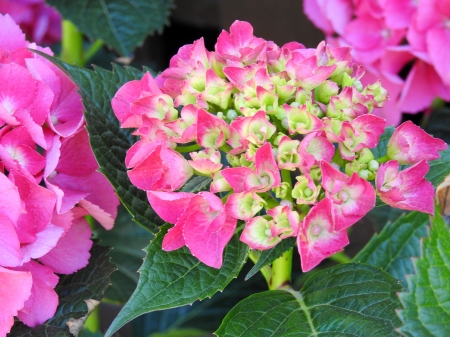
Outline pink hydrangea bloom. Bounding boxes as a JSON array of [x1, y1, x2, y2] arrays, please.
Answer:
[[376, 160, 434, 214], [0, 13, 119, 333], [114, 19, 445, 277], [0, 0, 61, 45], [304, 0, 450, 125]]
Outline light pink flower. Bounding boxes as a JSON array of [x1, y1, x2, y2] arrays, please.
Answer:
[[221, 143, 281, 193], [298, 197, 349, 272], [148, 191, 237, 268], [215, 20, 267, 66], [196, 108, 230, 149], [321, 160, 375, 231], [376, 160, 434, 214], [240, 216, 281, 250], [387, 120, 447, 165]]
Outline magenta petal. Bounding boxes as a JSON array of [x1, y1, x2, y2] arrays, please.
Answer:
[[183, 192, 237, 268], [39, 216, 93, 274], [221, 166, 257, 193], [0, 213, 22, 267], [15, 261, 59, 327], [0, 172, 21, 224], [298, 198, 349, 272], [147, 191, 195, 224], [0, 266, 32, 335], [20, 224, 64, 263]]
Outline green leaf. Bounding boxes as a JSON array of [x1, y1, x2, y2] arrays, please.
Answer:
[[245, 237, 296, 281], [181, 176, 213, 193], [372, 126, 394, 159], [397, 211, 450, 336], [105, 224, 249, 337], [426, 147, 450, 187], [10, 244, 115, 336], [149, 329, 209, 337], [97, 207, 153, 303], [353, 211, 429, 286], [47, 0, 173, 56], [35, 52, 163, 233], [216, 263, 402, 337]]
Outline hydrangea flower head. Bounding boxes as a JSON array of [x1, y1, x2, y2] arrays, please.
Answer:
[[113, 20, 446, 276]]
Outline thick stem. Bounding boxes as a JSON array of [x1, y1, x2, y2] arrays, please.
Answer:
[[84, 306, 100, 332], [280, 169, 293, 203], [269, 248, 293, 290], [61, 20, 84, 66]]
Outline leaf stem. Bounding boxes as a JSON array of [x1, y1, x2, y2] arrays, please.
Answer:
[[248, 250, 271, 286], [281, 169, 293, 203], [84, 39, 104, 63], [175, 143, 201, 153], [376, 155, 390, 163], [61, 20, 84, 66], [269, 248, 293, 290]]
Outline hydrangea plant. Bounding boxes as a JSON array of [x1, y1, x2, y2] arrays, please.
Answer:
[[2, 1, 450, 336]]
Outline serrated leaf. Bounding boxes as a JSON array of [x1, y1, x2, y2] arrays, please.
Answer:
[[97, 207, 153, 303], [216, 263, 402, 337], [105, 224, 249, 337], [353, 211, 429, 286], [35, 52, 163, 233], [181, 176, 213, 193], [8, 323, 70, 337], [9, 244, 115, 336], [426, 147, 450, 187], [245, 237, 296, 281], [397, 211, 450, 336], [372, 126, 394, 159], [47, 0, 173, 56]]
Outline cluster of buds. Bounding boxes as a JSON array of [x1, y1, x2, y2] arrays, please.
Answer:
[[0, 14, 118, 335], [113, 21, 446, 272]]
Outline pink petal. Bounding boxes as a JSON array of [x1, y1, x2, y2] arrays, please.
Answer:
[[183, 192, 237, 268], [298, 198, 349, 272], [0, 213, 22, 267], [39, 215, 93, 274], [14, 261, 59, 327], [147, 191, 195, 224], [0, 266, 32, 335]]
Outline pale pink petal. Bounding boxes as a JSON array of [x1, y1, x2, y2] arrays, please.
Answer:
[[39, 216, 92, 274], [0, 266, 32, 335], [14, 260, 59, 327]]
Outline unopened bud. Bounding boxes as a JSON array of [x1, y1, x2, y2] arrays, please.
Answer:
[[227, 109, 238, 120], [368, 160, 379, 172]]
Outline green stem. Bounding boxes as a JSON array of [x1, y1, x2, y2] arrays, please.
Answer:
[[175, 143, 201, 153], [248, 250, 271, 286], [376, 155, 390, 163], [328, 251, 351, 264], [280, 169, 293, 203], [84, 306, 100, 332], [269, 248, 293, 290], [219, 143, 232, 153], [61, 20, 84, 66], [260, 192, 280, 209], [84, 39, 104, 64]]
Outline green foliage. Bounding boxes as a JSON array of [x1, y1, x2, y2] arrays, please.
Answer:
[[97, 207, 153, 303], [35, 52, 163, 233], [216, 263, 402, 336], [245, 237, 296, 280], [397, 212, 450, 336], [372, 126, 394, 159], [10, 245, 115, 336], [353, 211, 429, 286], [426, 147, 450, 187], [47, 0, 173, 56], [105, 225, 249, 337]]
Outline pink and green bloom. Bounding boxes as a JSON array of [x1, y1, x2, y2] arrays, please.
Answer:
[[113, 19, 446, 278]]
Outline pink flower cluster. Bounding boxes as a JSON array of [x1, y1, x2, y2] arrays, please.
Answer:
[[304, 0, 450, 126], [0, 14, 118, 335], [0, 0, 61, 45], [113, 21, 446, 273]]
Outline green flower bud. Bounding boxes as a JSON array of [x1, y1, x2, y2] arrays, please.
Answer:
[[368, 159, 379, 172], [227, 109, 238, 120]]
